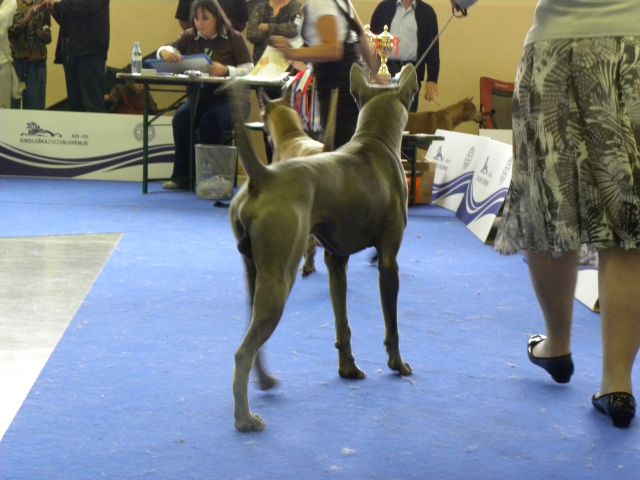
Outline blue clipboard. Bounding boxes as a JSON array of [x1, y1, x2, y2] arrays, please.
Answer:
[[145, 53, 212, 74]]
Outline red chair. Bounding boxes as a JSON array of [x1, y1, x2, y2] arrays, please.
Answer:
[[479, 77, 515, 129]]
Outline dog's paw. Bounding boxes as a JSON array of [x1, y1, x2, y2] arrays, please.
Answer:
[[389, 360, 412, 376], [256, 373, 279, 391], [235, 413, 266, 432], [339, 365, 366, 379], [301, 265, 316, 277]]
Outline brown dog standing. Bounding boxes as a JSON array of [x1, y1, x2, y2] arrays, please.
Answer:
[[229, 64, 418, 432], [405, 97, 482, 134]]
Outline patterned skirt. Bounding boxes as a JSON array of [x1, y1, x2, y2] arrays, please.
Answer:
[[495, 37, 640, 255]]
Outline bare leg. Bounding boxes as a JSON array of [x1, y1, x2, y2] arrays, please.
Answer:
[[526, 250, 579, 357], [597, 248, 640, 395]]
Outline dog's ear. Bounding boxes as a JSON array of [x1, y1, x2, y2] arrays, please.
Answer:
[[397, 64, 419, 109], [280, 85, 293, 105], [349, 63, 376, 109]]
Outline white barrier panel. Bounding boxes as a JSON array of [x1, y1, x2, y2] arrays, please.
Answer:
[[456, 140, 513, 242], [0, 109, 174, 181], [425, 129, 492, 212], [575, 268, 599, 312]]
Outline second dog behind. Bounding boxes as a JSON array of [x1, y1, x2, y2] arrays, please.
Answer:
[[405, 97, 482, 134], [260, 89, 338, 276]]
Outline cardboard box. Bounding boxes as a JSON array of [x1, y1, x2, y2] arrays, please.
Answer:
[[403, 160, 436, 205]]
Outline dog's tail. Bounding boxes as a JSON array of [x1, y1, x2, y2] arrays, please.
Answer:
[[228, 81, 270, 188], [322, 88, 338, 152]]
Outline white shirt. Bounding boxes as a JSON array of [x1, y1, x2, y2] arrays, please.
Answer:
[[389, 0, 418, 62], [0, 0, 17, 65], [526, 0, 640, 46], [303, 0, 357, 46]]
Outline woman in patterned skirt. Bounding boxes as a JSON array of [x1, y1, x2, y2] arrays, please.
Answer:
[[493, 0, 640, 428]]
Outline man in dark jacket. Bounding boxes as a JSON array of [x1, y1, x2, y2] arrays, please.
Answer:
[[370, 0, 439, 112], [43, 0, 109, 112]]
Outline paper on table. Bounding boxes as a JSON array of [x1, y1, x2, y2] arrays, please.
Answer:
[[144, 53, 212, 74], [242, 46, 291, 82]]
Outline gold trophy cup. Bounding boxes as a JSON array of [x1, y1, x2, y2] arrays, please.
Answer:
[[363, 24, 400, 84]]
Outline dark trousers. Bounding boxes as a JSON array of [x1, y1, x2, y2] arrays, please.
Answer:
[[316, 76, 359, 149], [63, 55, 106, 112], [171, 98, 235, 184], [11, 60, 47, 110], [387, 60, 421, 113]]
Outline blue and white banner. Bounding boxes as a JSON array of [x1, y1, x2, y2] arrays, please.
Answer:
[[0, 109, 173, 181], [456, 140, 512, 242], [426, 129, 492, 213], [425, 129, 513, 243]]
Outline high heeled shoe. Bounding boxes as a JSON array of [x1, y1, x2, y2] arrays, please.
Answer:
[[527, 334, 574, 383], [592, 392, 636, 428]]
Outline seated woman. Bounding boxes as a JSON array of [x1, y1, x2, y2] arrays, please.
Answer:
[[158, 0, 253, 190]]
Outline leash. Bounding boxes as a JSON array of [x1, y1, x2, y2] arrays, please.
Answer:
[[412, 0, 477, 72]]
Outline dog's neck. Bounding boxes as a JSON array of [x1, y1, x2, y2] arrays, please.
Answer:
[[352, 96, 407, 151]]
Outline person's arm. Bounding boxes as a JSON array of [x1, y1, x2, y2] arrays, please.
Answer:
[[350, 3, 378, 74], [268, 2, 301, 38], [0, 0, 17, 34], [218, 32, 253, 78], [271, 14, 343, 63], [246, 3, 266, 44], [421, 5, 440, 101]]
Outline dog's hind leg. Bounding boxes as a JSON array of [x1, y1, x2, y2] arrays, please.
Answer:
[[301, 235, 317, 277], [233, 270, 293, 432], [242, 256, 279, 390], [324, 251, 366, 379], [377, 243, 412, 377]]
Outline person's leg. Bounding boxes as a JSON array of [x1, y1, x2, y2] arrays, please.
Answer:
[[22, 61, 47, 110], [76, 55, 106, 113], [333, 81, 358, 148], [597, 248, 640, 395], [63, 60, 84, 112], [169, 100, 193, 186], [199, 100, 234, 145], [10, 59, 26, 109], [526, 249, 579, 358]]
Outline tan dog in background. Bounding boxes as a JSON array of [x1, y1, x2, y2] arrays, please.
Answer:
[[261, 89, 338, 276], [229, 64, 418, 432], [405, 97, 482, 134]]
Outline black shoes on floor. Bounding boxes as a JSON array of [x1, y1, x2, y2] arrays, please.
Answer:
[[592, 392, 636, 429], [527, 334, 636, 428], [527, 334, 574, 384]]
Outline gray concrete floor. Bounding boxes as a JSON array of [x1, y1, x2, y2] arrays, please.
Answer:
[[0, 234, 121, 440]]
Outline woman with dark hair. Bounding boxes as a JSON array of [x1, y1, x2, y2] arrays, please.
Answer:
[[158, 0, 253, 190]]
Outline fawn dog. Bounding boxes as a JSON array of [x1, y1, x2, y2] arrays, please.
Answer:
[[229, 64, 418, 432], [261, 88, 338, 276], [404, 97, 482, 134]]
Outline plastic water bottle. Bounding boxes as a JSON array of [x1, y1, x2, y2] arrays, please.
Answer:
[[131, 42, 142, 75]]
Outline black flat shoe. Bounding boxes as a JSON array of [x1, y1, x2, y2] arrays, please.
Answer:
[[527, 334, 574, 383], [592, 392, 636, 428]]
